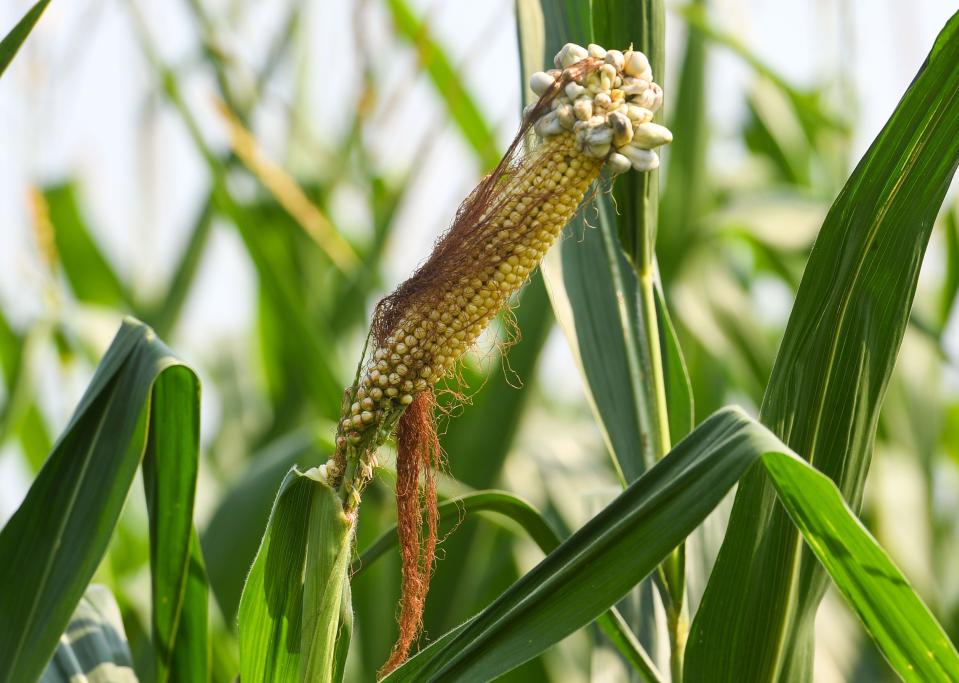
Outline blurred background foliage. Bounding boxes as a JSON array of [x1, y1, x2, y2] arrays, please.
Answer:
[[1, 1, 958, 681]]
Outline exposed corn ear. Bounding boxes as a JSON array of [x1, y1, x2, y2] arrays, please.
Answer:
[[325, 41, 672, 675]]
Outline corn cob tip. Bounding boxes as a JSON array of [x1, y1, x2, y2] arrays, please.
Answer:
[[529, 42, 672, 174]]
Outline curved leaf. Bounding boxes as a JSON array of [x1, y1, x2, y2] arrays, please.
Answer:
[[355, 489, 663, 682], [687, 11, 959, 680], [384, 408, 781, 682], [384, 407, 958, 682], [0, 319, 207, 683], [43, 184, 131, 309], [203, 430, 327, 622], [762, 452, 959, 681]]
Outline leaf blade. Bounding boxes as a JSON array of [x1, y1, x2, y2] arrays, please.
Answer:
[[687, 11, 959, 680], [384, 407, 782, 682], [0, 0, 51, 77], [762, 452, 959, 681], [0, 320, 207, 683]]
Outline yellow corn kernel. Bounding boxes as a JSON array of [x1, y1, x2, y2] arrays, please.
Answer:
[[336, 132, 600, 447]]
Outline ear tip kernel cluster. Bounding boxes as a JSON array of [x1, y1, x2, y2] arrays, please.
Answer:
[[530, 42, 672, 174]]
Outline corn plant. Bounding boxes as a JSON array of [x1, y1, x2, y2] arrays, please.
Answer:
[[3, 1, 959, 682]]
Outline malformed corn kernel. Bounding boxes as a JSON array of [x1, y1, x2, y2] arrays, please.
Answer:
[[335, 130, 603, 450], [332, 42, 673, 675]]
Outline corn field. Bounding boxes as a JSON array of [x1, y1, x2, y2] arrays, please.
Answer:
[[2, 0, 959, 681]]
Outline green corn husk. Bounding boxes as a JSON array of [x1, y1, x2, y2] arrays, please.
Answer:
[[238, 467, 353, 683]]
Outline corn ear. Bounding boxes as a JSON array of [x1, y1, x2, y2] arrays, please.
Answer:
[[323, 40, 673, 676], [328, 43, 672, 481]]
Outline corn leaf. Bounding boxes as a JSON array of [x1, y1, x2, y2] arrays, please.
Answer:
[[0, 0, 51, 77], [687, 10, 959, 680], [238, 470, 309, 682], [356, 489, 663, 682], [761, 452, 959, 681], [523, 0, 690, 482], [543, 202, 654, 481], [384, 407, 958, 682], [355, 491, 559, 571], [939, 205, 959, 329], [143, 389, 207, 683], [301, 473, 353, 683], [43, 184, 131, 310], [655, 281, 693, 443], [0, 319, 207, 683], [40, 585, 135, 683], [383, 407, 782, 682], [0, 313, 51, 467], [657, 0, 708, 284]]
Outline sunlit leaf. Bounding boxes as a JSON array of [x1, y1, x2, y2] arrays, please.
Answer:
[[687, 11, 959, 680], [0, 319, 207, 683]]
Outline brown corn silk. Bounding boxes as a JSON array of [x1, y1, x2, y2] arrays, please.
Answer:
[[380, 390, 441, 677], [340, 60, 606, 676]]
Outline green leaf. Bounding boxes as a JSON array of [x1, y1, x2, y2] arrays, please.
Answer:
[[761, 452, 959, 681], [143, 377, 207, 682], [0, 0, 51, 77], [383, 0, 500, 170], [356, 489, 663, 682], [301, 473, 353, 683], [657, 0, 709, 283], [0, 319, 207, 683], [544, 199, 681, 481], [203, 430, 326, 623], [0, 314, 51, 468], [939, 205, 959, 329], [355, 491, 562, 572], [655, 281, 693, 443], [238, 471, 309, 682], [687, 11, 959, 680], [40, 585, 136, 683], [238, 467, 353, 683], [44, 183, 131, 309], [384, 407, 783, 682], [383, 407, 958, 682], [535, 0, 592, 56]]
